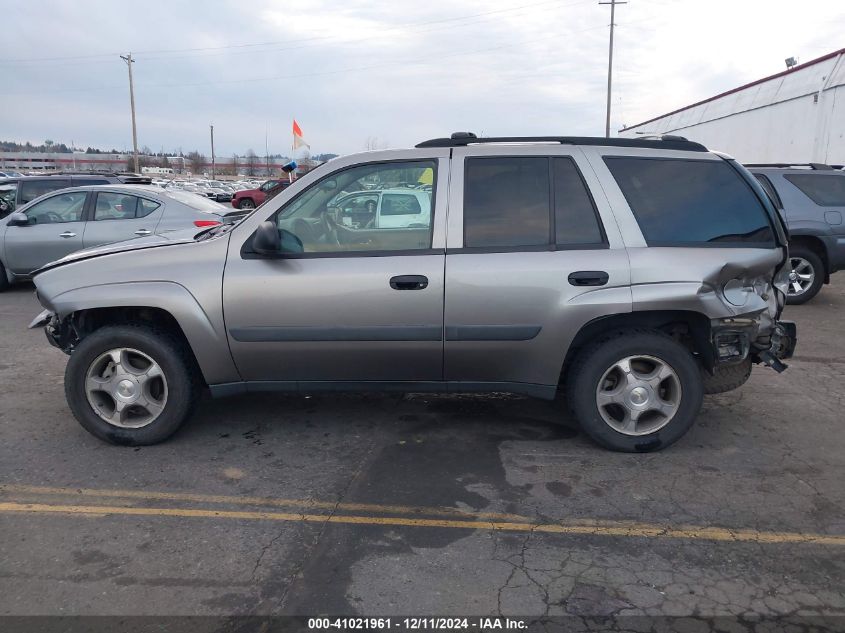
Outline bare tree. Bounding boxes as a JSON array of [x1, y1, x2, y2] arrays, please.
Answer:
[[365, 136, 389, 151], [185, 150, 207, 175], [245, 149, 258, 177]]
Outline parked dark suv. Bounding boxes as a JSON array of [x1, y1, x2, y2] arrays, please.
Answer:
[[0, 172, 151, 218], [749, 164, 845, 304]]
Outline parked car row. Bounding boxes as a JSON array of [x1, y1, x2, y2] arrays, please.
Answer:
[[0, 185, 245, 287], [2, 161, 845, 304], [0, 172, 153, 216]]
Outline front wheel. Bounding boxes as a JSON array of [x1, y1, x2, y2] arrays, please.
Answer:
[[567, 330, 704, 452], [65, 324, 199, 445], [238, 198, 255, 210]]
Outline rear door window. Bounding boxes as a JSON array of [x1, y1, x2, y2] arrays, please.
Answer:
[[553, 157, 605, 246], [463, 157, 550, 248], [604, 157, 774, 246], [784, 174, 845, 206], [94, 193, 139, 220], [19, 179, 71, 204], [93, 193, 161, 220]]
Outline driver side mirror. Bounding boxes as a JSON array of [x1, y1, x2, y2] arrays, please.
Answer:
[[253, 221, 280, 254], [252, 221, 304, 256], [7, 212, 28, 227]]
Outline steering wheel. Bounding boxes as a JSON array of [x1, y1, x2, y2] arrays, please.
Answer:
[[321, 209, 341, 246], [46, 212, 64, 224], [293, 218, 320, 245]]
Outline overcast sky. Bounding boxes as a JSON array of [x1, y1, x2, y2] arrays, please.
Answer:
[[2, 0, 843, 157]]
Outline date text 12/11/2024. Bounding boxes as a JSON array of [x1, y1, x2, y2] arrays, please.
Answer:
[[307, 618, 529, 630]]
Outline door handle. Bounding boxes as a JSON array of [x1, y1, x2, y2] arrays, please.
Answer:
[[134, 229, 152, 236], [59, 231, 76, 238], [568, 270, 609, 287], [390, 275, 429, 290]]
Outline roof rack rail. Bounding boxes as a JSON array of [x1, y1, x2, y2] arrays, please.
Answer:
[[416, 132, 708, 152], [744, 163, 844, 170], [48, 170, 121, 176]]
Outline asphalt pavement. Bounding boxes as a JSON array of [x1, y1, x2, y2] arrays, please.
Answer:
[[0, 278, 843, 622]]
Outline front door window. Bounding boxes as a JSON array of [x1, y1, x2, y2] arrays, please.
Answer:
[[272, 160, 436, 254]]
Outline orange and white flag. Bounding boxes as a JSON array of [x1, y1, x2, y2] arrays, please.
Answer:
[[292, 120, 309, 150]]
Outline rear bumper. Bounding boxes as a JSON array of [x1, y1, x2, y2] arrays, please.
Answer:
[[711, 319, 796, 372], [755, 320, 797, 373], [772, 320, 797, 360]]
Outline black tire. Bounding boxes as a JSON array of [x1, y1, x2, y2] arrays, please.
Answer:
[[64, 324, 199, 446], [785, 246, 824, 305], [0, 260, 8, 292], [238, 198, 256, 210], [566, 329, 704, 452], [701, 358, 752, 395]]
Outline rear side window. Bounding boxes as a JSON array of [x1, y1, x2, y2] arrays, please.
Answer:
[[464, 157, 550, 248], [784, 174, 845, 206], [19, 179, 70, 204], [605, 158, 774, 246], [94, 193, 160, 220], [139, 198, 161, 217]]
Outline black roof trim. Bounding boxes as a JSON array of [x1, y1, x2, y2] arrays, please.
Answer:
[[415, 134, 708, 152]]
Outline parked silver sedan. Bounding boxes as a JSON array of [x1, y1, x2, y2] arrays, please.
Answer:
[[0, 185, 244, 289]]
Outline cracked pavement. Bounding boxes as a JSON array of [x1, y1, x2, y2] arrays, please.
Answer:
[[0, 279, 843, 619]]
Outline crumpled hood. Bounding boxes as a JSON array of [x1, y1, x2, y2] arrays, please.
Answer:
[[33, 228, 203, 275]]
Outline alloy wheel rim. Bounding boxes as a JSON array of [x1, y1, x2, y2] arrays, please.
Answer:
[[595, 354, 682, 436], [787, 257, 814, 296], [85, 348, 168, 429]]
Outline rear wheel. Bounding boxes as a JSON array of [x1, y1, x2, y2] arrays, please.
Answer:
[[567, 330, 704, 452], [0, 260, 8, 291], [65, 324, 199, 445], [785, 246, 824, 305], [238, 198, 256, 210]]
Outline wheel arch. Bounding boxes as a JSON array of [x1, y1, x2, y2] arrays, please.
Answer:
[[789, 233, 831, 282], [560, 310, 713, 385], [46, 281, 240, 385]]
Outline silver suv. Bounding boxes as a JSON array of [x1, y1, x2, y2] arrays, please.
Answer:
[[29, 134, 797, 452]]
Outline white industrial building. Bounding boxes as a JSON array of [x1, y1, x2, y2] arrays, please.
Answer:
[[618, 48, 845, 165]]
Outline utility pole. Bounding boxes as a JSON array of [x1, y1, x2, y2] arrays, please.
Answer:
[[120, 53, 139, 172], [210, 124, 215, 179], [599, 0, 626, 138], [265, 125, 271, 177]]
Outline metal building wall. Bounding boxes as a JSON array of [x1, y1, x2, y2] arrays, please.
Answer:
[[618, 49, 845, 164]]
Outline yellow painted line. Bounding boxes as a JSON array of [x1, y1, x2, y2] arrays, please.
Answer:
[[0, 483, 528, 522], [1, 501, 843, 546]]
